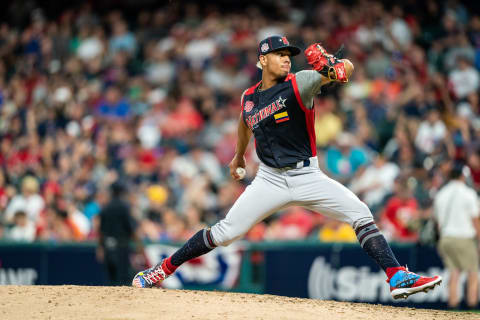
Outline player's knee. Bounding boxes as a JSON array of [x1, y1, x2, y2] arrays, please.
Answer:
[[350, 201, 374, 228], [216, 234, 243, 247], [359, 201, 372, 217], [213, 234, 243, 247], [210, 219, 245, 247]]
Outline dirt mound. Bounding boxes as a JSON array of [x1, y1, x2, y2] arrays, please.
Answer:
[[0, 286, 476, 320]]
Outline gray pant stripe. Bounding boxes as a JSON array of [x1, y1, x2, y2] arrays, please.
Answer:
[[356, 224, 378, 239], [203, 229, 215, 249], [360, 232, 381, 247]]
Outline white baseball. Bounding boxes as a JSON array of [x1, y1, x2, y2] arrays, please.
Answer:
[[236, 167, 246, 179]]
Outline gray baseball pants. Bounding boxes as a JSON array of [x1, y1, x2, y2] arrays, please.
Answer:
[[210, 157, 374, 246]]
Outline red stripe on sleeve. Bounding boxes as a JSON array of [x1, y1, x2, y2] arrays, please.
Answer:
[[240, 90, 246, 118], [289, 73, 317, 156]]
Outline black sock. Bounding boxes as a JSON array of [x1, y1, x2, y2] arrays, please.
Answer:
[[170, 228, 216, 267], [355, 222, 400, 272]]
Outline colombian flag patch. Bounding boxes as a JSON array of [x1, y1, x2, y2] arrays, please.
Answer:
[[274, 111, 289, 123]]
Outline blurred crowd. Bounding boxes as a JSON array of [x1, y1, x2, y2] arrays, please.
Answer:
[[0, 0, 479, 244]]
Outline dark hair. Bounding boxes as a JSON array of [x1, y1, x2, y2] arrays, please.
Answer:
[[110, 182, 127, 196], [14, 210, 27, 219], [449, 163, 464, 180]]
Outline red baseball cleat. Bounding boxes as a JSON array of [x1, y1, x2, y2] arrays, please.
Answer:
[[387, 266, 442, 300]]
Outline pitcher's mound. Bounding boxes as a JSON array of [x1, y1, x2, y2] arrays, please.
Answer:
[[0, 285, 476, 320]]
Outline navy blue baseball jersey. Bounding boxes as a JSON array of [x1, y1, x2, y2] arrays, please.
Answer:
[[241, 72, 318, 168]]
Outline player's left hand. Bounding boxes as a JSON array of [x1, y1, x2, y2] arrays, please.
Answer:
[[305, 43, 349, 83], [305, 43, 331, 72]]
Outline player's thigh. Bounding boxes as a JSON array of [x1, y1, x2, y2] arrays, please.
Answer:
[[211, 176, 292, 246], [296, 170, 372, 226]]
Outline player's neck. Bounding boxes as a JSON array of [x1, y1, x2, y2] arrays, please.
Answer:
[[259, 72, 281, 91]]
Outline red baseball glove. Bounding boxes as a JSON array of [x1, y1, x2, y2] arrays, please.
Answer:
[[305, 43, 348, 82]]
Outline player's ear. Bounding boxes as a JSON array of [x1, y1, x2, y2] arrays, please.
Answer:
[[259, 55, 267, 68]]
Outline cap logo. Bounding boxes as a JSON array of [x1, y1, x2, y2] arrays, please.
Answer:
[[261, 43, 269, 53], [281, 37, 289, 45], [244, 100, 254, 112]]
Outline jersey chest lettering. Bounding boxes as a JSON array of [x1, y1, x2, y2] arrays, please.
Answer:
[[244, 96, 287, 129]]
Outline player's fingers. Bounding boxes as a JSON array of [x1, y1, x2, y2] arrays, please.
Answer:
[[232, 171, 240, 180], [229, 166, 239, 180]]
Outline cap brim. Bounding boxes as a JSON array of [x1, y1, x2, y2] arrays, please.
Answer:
[[284, 46, 301, 56], [257, 46, 302, 69], [259, 46, 301, 57]]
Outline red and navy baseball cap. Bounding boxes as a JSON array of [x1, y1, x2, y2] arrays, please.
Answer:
[[257, 35, 301, 57], [256, 35, 301, 69]]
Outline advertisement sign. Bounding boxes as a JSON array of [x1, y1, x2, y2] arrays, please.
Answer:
[[0, 245, 43, 285], [263, 244, 473, 309], [0, 243, 105, 285], [0, 267, 38, 285], [0, 242, 242, 288], [307, 257, 447, 304]]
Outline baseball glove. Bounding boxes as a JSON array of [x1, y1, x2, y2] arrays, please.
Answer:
[[305, 43, 348, 82]]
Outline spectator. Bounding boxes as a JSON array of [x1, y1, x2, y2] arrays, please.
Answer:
[[433, 165, 480, 309], [314, 97, 343, 148], [5, 210, 36, 242], [414, 107, 448, 155], [4, 176, 44, 225], [325, 132, 370, 182], [444, 33, 476, 72], [109, 19, 137, 56], [188, 147, 224, 186], [350, 155, 399, 212], [0, 170, 10, 212], [96, 86, 131, 120], [448, 56, 479, 100], [318, 220, 357, 243], [0, 0, 479, 247], [379, 176, 419, 242]]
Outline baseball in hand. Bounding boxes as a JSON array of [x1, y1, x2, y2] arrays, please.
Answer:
[[236, 167, 246, 179]]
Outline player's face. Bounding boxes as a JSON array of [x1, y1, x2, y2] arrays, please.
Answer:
[[263, 49, 292, 78]]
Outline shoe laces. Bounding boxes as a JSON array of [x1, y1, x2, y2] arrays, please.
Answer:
[[143, 264, 167, 285], [391, 266, 420, 288]]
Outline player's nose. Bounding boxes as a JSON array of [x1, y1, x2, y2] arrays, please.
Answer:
[[281, 55, 291, 64]]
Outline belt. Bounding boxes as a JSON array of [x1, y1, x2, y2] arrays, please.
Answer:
[[296, 159, 311, 168], [282, 157, 318, 170]]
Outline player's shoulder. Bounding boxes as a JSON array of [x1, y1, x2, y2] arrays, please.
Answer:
[[295, 70, 317, 76], [241, 81, 260, 105], [284, 73, 296, 81], [244, 81, 262, 96], [295, 69, 322, 81], [283, 70, 316, 81]]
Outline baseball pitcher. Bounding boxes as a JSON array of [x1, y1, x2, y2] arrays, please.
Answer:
[[132, 36, 442, 300]]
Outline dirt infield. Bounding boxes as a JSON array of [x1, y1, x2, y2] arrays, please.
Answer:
[[0, 286, 477, 320]]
